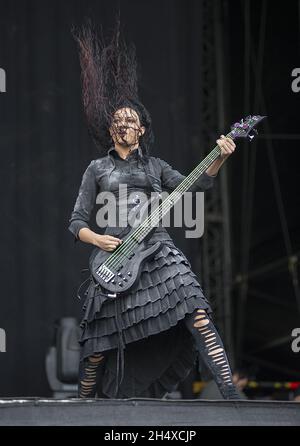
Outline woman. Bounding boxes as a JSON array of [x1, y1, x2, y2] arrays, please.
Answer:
[[69, 20, 240, 400]]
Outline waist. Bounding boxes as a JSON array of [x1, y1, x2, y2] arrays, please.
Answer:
[[104, 225, 172, 240]]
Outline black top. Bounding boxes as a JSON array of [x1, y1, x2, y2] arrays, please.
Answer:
[[68, 146, 217, 244]]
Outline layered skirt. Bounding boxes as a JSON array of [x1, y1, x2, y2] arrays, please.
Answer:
[[78, 240, 213, 398]]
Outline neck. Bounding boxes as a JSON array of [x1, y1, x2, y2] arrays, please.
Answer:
[[113, 141, 139, 160]]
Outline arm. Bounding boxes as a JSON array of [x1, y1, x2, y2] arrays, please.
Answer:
[[206, 135, 236, 175], [68, 161, 122, 251], [160, 135, 235, 191], [160, 159, 216, 192], [68, 161, 98, 242]]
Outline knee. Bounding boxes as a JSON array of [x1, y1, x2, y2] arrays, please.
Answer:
[[88, 353, 105, 365], [184, 308, 210, 332], [193, 309, 210, 328]]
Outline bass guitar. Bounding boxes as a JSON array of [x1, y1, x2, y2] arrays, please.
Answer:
[[91, 115, 266, 295]]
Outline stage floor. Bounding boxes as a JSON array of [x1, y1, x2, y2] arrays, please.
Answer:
[[0, 397, 299, 426]]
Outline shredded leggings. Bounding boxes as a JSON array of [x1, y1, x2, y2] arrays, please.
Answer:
[[78, 309, 241, 399], [184, 308, 241, 400], [78, 353, 106, 398]]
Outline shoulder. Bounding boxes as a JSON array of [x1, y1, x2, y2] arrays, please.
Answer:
[[145, 156, 171, 170], [81, 159, 96, 176], [79, 157, 108, 181], [88, 154, 113, 172]]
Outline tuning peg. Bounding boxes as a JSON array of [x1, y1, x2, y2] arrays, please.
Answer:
[[248, 129, 258, 141]]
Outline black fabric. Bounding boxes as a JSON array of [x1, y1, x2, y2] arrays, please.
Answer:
[[79, 243, 212, 398], [78, 353, 106, 398], [68, 146, 216, 242], [69, 146, 216, 398], [184, 310, 241, 400]]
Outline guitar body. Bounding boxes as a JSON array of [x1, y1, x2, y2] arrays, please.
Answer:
[[91, 239, 162, 295]]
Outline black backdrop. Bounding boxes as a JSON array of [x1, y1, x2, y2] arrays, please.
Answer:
[[0, 0, 299, 397]]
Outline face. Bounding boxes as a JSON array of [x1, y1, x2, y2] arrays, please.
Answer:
[[109, 107, 145, 148]]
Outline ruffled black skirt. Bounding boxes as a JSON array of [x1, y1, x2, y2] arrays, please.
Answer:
[[78, 241, 212, 398]]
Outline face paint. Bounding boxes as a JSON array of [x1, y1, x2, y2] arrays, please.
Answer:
[[110, 107, 144, 148]]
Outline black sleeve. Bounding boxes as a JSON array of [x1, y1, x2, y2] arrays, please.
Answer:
[[68, 161, 98, 242], [159, 158, 217, 192]]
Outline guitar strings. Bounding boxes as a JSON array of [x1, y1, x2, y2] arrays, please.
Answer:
[[104, 153, 219, 269], [104, 144, 224, 271], [105, 121, 261, 270], [103, 142, 224, 271], [103, 139, 229, 272]]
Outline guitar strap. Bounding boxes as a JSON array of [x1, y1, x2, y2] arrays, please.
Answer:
[[140, 156, 162, 194]]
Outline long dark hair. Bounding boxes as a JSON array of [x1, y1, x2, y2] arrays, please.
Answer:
[[72, 16, 154, 155]]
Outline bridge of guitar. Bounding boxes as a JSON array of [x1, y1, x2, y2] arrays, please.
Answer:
[[95, 264, 133, 288]]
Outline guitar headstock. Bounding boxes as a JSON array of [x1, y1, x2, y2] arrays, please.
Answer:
[[229, 115, 266, 141]]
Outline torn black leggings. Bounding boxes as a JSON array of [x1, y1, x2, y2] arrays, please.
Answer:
[[78, 353, 107, 398], [78, 308, 241, 400], [184, 308, 241, 400]]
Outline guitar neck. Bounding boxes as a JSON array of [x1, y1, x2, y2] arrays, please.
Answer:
[[131, 133, 233, 243], [103, 114, 266, 271]]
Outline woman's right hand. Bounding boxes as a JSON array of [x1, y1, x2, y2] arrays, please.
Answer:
[[92, 234, 122, 252]]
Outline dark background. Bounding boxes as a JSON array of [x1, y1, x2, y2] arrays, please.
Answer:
[[0, 0, 299, 397]]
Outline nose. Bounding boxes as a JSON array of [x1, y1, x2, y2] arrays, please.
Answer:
[[118, 124, 127, 132]]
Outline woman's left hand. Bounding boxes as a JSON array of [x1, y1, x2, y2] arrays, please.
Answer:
[[216, 135, 236, 159]]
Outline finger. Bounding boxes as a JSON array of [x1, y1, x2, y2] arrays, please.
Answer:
[[107, 245, 117, 251], [220, 148, 228, 157], [217, 139, 230, 148], [226, 139, 236, 148], [223, 144, 233, 153], [223, 141, 235, 151], [108, 243, 119, 249], [217, 140, 229, 151], [220, 147, 231, 157], [222, 147, 233, 156], [220, 135, 235, 149], [106, 236, 122, 242]]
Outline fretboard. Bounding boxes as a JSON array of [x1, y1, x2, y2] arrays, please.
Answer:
[[104, 132, 233, 270], [131, 140, 226, 242]]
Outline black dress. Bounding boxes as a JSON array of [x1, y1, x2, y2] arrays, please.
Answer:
[[68, 147, 216, 398]]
